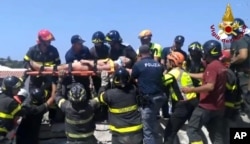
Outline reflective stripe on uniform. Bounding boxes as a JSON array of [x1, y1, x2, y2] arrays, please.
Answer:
[[0, 127, 8, 133], [58, 99, 66, 108], [0, 104, 21, 119], [191, 141, 203, 144], [226, 83, 236, 90], [225, 100, 243, 108], [34, 61, 55, 66], [109, 105, 138, 114], [24, 55, 55, 66], [66, 114, 94, 125], [109, 124, 143, 133], [168, 68, 196, 101], [99, 92, 107, 105], [24, 55, 55, 65], [65, 131, 94, 139]]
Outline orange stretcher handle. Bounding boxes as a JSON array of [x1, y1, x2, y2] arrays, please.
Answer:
[[26, 71, 113, 76]]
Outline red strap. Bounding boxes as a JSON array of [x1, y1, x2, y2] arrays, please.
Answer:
[[13, 96, 22, 104]]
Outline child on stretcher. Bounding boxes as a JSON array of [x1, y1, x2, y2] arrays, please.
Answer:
[[29, 56, 131, 72]]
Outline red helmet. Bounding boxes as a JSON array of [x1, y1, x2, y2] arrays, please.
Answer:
[[38, 29, 55, 42], [219, 50, 231, 67]]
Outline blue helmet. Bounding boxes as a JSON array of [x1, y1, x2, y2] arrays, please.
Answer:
[[113, 67, 130, 88], [92, 31, 105, 43], [106, 30, 122, 42], [202, 40, 222, 58]]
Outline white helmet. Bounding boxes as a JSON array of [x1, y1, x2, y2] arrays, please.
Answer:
[[17, 88, 29, 98]]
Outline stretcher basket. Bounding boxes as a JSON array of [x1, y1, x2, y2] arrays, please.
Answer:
[[26, 70, 114, 76]]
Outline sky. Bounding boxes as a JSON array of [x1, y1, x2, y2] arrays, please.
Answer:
[[0, 0, 249, 62]]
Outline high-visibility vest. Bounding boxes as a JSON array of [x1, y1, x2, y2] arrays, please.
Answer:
[[163, 67, 197, 101]]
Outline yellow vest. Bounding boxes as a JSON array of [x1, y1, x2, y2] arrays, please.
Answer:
[[163, 67, 197, 101]]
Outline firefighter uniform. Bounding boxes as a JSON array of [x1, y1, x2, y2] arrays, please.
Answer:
[[24, 44, 60, 69], [222, 68, 243, 144], [98, 85, 143, 144], [23, 44, 61, 89], [163, 67, 198, 144], [0, 93, 22, 143], [16, 88, 50, 144], [55, 79, 99, 144]]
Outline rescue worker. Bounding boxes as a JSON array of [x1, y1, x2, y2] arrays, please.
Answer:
[[186, 41, 205, 87], [89, 31, 111, 122], [219, 49, 243, 143], [137, 29, 162, 62], [229, 18, 250, 117], [6, 88, 29, 141], [182, 40, 227, 144], [55, 70, 99, 144], [98, 68, 143, 144], [23, 29, 60, 123], [23, 29, 61, 89], [131, 45, 166, 144], [90, 31, 110, 60], [162, 52, 198, 144], [16, 88, 53, 144], [65, 34, 92, 100], [161, 35, 188, 67], [89, 31, 110, 94], [65, 34, 91, 62], [0, 76, 23, 143], [106, 30, 137, 68]]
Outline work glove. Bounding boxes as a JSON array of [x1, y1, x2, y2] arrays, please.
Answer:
[[101, 71, 109, 87]]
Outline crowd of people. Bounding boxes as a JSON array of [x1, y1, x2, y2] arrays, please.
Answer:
[[0, 17, 250, 144]]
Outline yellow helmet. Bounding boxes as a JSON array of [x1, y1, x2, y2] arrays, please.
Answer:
[[138, 29, 152, 39]]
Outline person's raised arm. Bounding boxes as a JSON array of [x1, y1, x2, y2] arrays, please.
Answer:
[[189, 73, 204, 80], [55, 70, 69, 112]]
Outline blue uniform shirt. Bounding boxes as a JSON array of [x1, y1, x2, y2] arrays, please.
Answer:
[[131, 57, 164, 95], [65, 46, 91, 63]]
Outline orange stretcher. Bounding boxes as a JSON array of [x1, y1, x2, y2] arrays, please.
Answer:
[[26, 71, 113, 76]]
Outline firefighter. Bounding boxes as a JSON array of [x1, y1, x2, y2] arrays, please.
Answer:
[[131, 45, 166, 144], [89, 31, 110, 95], [16, 88, 53, 144], [137, 29, 162, 62], [186, 41, 205, 87], [182, 40, 227, 144], [6, 88, 29, 141], [0, 76, 23, 143], [64, 34, 92, 100], [106, 30, 137, 68], [219, 50, 243, 143], [23, 29, 61, 89], [23, 29, 60, 123], [230, 18, 250, 117], [55, 71, 99, 144], [98, 67, 143, 144], [90, 31, 110, 60], [162, 52, 198, 144]]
